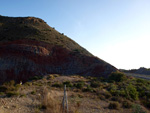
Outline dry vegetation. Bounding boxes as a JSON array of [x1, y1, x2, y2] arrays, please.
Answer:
[[0, 73, 149, 113]]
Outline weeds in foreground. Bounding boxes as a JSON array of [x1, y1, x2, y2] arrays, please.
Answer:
[[40, 88, 62, 113]]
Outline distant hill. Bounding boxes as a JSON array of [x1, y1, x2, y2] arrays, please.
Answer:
[[120, 67, 150, 75], [0, 15, 117, 83]]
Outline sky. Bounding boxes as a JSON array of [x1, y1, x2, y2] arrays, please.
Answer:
[[0, 0, 150, 69]]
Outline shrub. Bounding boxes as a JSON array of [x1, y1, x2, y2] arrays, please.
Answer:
[[104, 92, 112, 99], [90, 81, 101, 88], [125, 84, 139, 100], [141, 99, 150, 108], [132, 104, 146, 113], [99, 95, 105, 100], [47, 75, 55, 80], [82, 85, 93, 92], [63, 81, 73, 87], [74, 81, 85, 89], [3, 80, 15, 86], [52, 82, 63, 88], [108, 72, 127, 82], [31, 91, 36, 95], [122, 100, 132, 108], [40, 88, 63, 113], [6, 91, 20, 97], [111, 97, 118, 101], [108, 84, 119, 96], [29, 76, 42, 80], [24, 82, 32, 86], [136, 78, 147, 85], [108, 102, 119, 109], [1, 80, 21, 93], [0, 86, 7, 92]]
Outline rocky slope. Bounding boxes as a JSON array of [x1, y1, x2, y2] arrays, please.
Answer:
[[0, 15, 117, 83]]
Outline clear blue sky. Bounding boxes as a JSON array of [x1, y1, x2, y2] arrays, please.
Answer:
[[1, 0, 150, 69]]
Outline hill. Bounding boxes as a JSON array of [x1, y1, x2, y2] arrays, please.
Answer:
[[0, 15, 117, 83], [120, 67, 150, 75]]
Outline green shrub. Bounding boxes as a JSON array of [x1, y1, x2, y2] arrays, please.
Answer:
[[125, 84, 139, 100], [132, 104, 146, 113], [108, 102, 119, 109], [1, 80, 21, 93], [99, 95, 105, 100], [3, 80, 15, 86], [119, 88, 126, 97], [109, 84, 119, 96], [0, 92, 4, 95], [141, 99, 150, 108], [104, 92, 112, 99], [122, 100, 132, 108], [0, 86, 7, 92], [24, 82, 32, 86], [6, 91, 20, 97], [29, 76, 42, 80], [82, 85, 93, 92], [90, 81, 101, 88], [63, 81, 73, 87], [31, 91, 36, 95], [52, 82, 63, 88], [111, 97, 118, 101], [108, 72, 127, 82], [74, 81, 85, 89], [136, 78, 147, 85]]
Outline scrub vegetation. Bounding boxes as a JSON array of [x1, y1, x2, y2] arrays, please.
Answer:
[[0, 72, 149, 113]]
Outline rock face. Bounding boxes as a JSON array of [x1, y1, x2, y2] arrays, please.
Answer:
[[0, 15, 117, 83]]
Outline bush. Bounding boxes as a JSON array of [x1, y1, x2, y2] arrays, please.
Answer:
[[125, 84, 139, 100], [111, 97, 118, 101], [6, 91, 20, 97], [40, 88, 63, 113], [52, 82, 63, 88], [63, 81, 73, 87], [90, 81, 101, 88], [74, 81, 85, 89], [132, 104, 146, 113], [99, 95, 105, 100], [82, 85, 93, 92], [1, 80, 21, 93], [141, 99, 150, 108], [104, 92, 112, 99], [0, 86, 7, 92], [29, 76, 42, 80], [31, 91, 36, 95], [108, 84, 119, 96], [108, 72, 127, 82], [47, 75, 55, 80], [122, 100, 132, 108], [24, 82, 32, 86], [108, 102, 119, 109]]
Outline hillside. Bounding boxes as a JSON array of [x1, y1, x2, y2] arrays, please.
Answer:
[[0, 15, 117, 83]]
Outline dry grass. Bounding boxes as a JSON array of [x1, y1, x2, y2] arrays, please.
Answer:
[[40, 88, 63, 113]]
